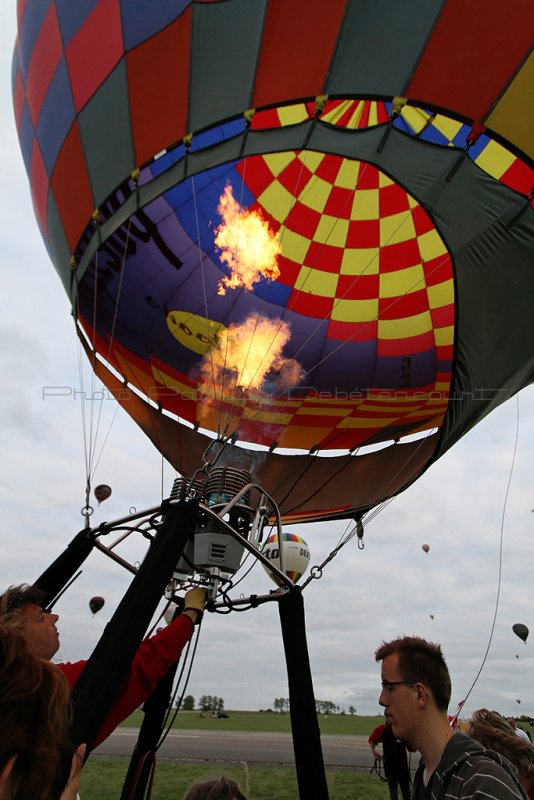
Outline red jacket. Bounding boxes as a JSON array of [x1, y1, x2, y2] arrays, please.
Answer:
[[58, 615, 194, 746]]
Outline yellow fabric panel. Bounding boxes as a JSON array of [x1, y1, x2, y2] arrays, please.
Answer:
[[298, 150, 325, 173], [277, 103, 309, 126], [334, 159, 361, 189], [367, 391, 432, 404], [295, 266, 338, 297], [378, 311, 432, 339], [486, 52, 534, 165], [434, 325, 454, 346], [351, 188, 379, 219], [277, 426, 332, 448], [263, 152, 296, 178], [427, 279, 454, 309], [243, 410, 294, 425], [338, 416, 396, 429], [151, 364, 197, 399], [313, 215, 349, 246], [357, 401, 423, 414], [379, 172, 394, 188], [380, 264, 426, 297], [340, 247, 380, 275], [474, 139, 517, 181], [331, 297, 378, 322], [300, 175, 331, 213], [431, 114, 464, 144], [346, 101, 366, 129], [367, 103, 380, 127], [280, 228, 310, 263], [400, 106, 432, 135], [380, 211, 416, 245], [417, 229, 447, 261], [303, 395, 366, 406], [257, 180, 295, 223], [295, 405, 352, 417]]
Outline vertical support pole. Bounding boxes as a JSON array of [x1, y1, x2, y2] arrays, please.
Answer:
[[278, 588, 329, 800], [52, 499, 197, 797]]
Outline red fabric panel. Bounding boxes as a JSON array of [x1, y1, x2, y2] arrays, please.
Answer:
[[406, 0, 534, 122], [17, 0, 27, 31], [50, 122, 95, 251], [377, 331, 434, 357], [127, 9, 192, 166], [65, 0, 123, 112], [253, 0, 347, 108], [327, 319, 377, 342], [29, 142, 49, 234], [25, 3, 62, 126]]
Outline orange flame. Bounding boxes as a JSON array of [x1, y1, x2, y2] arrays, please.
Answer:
[[214, 184, 281, 295], [199, 313, 304, 395]]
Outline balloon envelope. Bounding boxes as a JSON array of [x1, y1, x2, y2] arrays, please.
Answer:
[[89, 596, 105, 615], [422, 544, 430, 554], [513, 623, 529, 643], [94, 484, 112, 504], [13, 2, 534, 524], [262, 533, 310, 587]]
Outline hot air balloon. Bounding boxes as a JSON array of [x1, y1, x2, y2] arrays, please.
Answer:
[[422, 544, 430, 554], [89, 596, 105, 616], [513, 623, 529, 643], [94, 484, 112, 505], [262, 533, 311, 587], [429, 614, 435, 620], [11, 1, 534, 528]]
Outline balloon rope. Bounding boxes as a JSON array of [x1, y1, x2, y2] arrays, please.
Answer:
[[455, 394, 520, 713]]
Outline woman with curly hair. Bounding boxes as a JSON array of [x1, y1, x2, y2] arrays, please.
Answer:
[[0, 623, 83, 799], [468, 708, 534, 799]]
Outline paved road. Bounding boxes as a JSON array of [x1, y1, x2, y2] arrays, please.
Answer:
[[95, 728, 377, 770]]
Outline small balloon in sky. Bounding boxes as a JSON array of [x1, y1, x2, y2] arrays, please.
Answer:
[[513, 623, 529, 643], [89, 596, 105, 615], [422, 544, 430, 553], [94, 484, 112, 505]]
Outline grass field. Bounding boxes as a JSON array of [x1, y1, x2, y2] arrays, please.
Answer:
[[83, 712, 387, 798], [121, 709, 384, 735], [80, 759, 388, 800]]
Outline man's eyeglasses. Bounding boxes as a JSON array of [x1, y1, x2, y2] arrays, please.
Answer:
[[380, 680, 417, 692]]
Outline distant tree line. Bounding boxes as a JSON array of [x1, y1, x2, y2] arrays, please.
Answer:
[[273, 697, 356, 715], [199, 694, 225, 712]]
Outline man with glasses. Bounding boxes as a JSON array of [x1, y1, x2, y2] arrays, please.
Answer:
[[375, 636, 525, 800]]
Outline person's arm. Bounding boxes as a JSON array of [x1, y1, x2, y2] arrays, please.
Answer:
[[369, 725, 384, 759], [93, 613, 195, 745]]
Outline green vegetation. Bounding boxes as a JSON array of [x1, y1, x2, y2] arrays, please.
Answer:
[[121, 709, 384, 735], [80, 759, 387, 800]]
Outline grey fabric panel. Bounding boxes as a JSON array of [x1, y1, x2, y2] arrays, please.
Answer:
[[327, 0, 444, 98], [46, 190, 72, 293], [188, 0, 267, 133], [78, 60, 135, 210]]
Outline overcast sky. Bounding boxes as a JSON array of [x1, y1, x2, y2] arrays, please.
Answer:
[[1, 5, 533, 721]]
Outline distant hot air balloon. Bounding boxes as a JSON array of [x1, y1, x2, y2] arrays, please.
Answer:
[[94, 484, 112, 505], [515, 654, 520, 659], [89, 596, 105, 615], [262, 533, 310, 587], [429, 614, 435, 620], [516, 699, 522, 705], [422, 544, 430, 554], [513, 623, 529, 643]]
